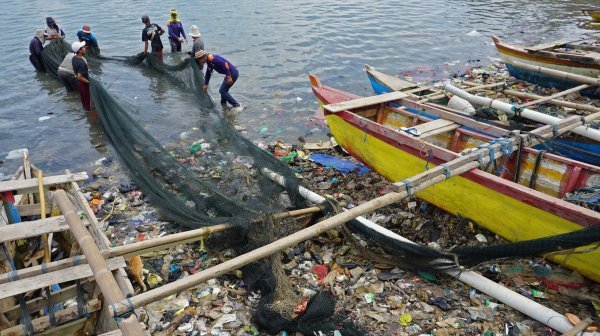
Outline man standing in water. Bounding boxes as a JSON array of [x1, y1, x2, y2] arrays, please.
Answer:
[[167, 9, 186, 53], [187, 25, 204, 69], [141, 15, 165, 62], [72, 41, 91, 110], [77, 25, 99, 50], [45, 17, 65, 40], [195, 50, 244, 113], [29, 29, 46, 72]]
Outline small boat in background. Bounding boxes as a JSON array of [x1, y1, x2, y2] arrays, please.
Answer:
[[309, 74, 600, 282], [364, 64, 600, 166], [583, 9, 600, 22], [492, 35, 600, 98]]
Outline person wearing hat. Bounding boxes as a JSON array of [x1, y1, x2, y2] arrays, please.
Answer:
[[57, 47, 77, 92], [77, 25, 99, 50], [141, 15, 165, 62], [167, 9, 186, 53], [71, 41, 91, 110], [45, 17, 65, 41], [195, 50, 244, 113], [187, 25, 205, 69], [29, 29, 46, 72]]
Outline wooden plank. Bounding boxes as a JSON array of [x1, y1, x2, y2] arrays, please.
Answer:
[[0, 172, 88, 194], [0, 216, 67, 243], [412, 119, 456, 133], [324, 91, 409, 113], [2, 282, 92, 321], [0, 299, 101, 336], [365, 66, 418, 91], [0, 257, 126, 299], [22, 153, 35, 205], [525, 39, 570, 51], [15, 202, 53, 216], [518, 84, 590, 108], [420, 124, 460, 138]]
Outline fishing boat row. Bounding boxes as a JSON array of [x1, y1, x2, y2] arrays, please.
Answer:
[[309, 68, 600, 283]]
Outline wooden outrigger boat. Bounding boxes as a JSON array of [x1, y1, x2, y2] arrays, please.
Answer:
[[583, 9, 600, 22], [365, 64, 600, 166], [492, 35, 600, 98], [309, 74, 600, 282]]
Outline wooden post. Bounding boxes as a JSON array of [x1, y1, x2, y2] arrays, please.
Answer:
[[53, 190, 144, 336], [518, 84, 590, 108], [502, 89, 600, 113]]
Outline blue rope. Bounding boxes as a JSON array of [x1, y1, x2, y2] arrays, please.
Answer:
[[401, 179, 414, 197], [477, 152, 484, 170], [425, 150, 433, 171], [441, 164, 451, 179], [551, 123, 558, 137]]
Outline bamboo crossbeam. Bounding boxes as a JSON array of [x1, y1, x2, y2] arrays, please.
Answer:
[[271, 206, 322, 219], [418, 82, 506, 103], [54, 190, 144, 336], [502, 89, 600, 113], [518, 84, 590, 108]]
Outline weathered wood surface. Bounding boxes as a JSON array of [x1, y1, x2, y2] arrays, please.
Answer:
[[324, 91, 409, 113], [0, 172, 88, 194], [0, 257, 126, 299], [0, 216, 91, 244]]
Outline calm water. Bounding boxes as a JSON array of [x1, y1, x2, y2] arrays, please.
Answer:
[[0, 0, 597, 176]]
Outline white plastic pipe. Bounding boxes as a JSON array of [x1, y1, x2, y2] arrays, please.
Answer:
[[442, 83, 600, 142], [262, 168, 598, 335]]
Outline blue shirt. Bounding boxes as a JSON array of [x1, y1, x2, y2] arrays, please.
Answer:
[[167, 21, 185, 40], [204, 54, 238, 85], [77, 31, 98, 47]]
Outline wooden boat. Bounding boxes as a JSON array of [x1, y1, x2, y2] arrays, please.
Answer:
[[583, 9, 600, 22], [309, 74, 600, 282], [492, 35, 600, 98], [365, 64, 600, 166], [0, 155, 131, 335]]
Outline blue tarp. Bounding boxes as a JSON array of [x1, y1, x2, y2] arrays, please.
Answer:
[[309, 153, 370, 175]]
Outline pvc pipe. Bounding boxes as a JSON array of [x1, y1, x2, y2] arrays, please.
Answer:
[[442, 83, 600, 142], [262, 168, 598, 335]]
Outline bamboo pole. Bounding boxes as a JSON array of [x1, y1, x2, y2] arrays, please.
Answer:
[[271, 206, 322, 220], [518, 84, 590, 108], [417, 82, 506, 103], [37, 169, 50, 264], [503, 89, 600, 113], [111, 110, 600, 318], [510, 60, 600, 86], [53, 190, 144, 336]]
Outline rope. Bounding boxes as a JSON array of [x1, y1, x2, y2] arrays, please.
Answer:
[[18, 295, 34, 335], [76, 279, 86, 317], [441, 164, 451, 179], [551, 123, 558, 137], [45, 286, 57, 326], [401, 179, 414, 197], [424, 149, 433, 171], [112, 294, 138, 324], [529, 150, 546, 189]]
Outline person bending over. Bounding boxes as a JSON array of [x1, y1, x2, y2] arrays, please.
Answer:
[[195, 50, 244, 113]]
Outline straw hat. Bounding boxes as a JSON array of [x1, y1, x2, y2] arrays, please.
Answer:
[[189, 25, 201, 38], [194, 50, 206, 59]]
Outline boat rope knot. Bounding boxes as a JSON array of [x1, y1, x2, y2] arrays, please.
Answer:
[[441, 164, 451, 179], [112, 295, 138, 325], [511, 105, 524, 117], [580, 116, 586, 126], [401, 179, 414, 197], [551, 123, 558, 137]]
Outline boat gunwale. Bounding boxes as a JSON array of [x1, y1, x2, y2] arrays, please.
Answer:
[[312, 84, 600, 227]]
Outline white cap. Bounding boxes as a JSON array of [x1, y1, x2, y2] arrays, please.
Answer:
[[72, 41, 86, 53], [188, 25, 201, 37], [194, 50, 206, 59]]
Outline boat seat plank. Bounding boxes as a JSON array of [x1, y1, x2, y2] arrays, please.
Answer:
[[0, 216, 91, 244], [525, 39, 571, 51], [324, 91, 409, 113], [367, 69, 419, 91], [400, 119, 457, 137], [0, 172, 88, 194], [0, 257, 126, 299]]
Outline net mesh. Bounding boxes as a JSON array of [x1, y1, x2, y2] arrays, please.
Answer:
[[40, 39, 365, 334]]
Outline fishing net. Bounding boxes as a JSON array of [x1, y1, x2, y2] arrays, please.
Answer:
[[40, 39, 362, 334]]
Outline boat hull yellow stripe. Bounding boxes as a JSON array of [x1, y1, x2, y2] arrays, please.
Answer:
[[327, 114, 600, 282]]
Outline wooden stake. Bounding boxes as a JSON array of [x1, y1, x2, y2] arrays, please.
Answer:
[[561, 318, 592, 336], [53, 190, 144, 336]]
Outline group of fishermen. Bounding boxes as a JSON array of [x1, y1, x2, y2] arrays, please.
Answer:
[[29, 10, 243, 113]]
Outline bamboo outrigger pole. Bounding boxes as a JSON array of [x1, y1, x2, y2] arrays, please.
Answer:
[[110, 110, 600, 334], [53, 190, 144, 336]]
